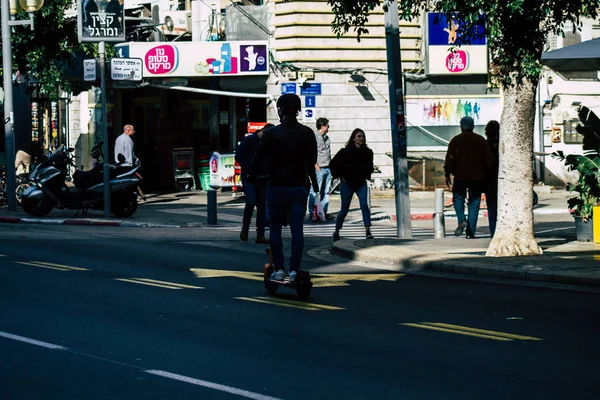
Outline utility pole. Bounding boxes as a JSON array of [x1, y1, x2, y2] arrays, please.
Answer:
[[384, 0, 412, 238]]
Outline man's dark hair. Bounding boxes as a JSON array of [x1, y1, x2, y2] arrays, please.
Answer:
[[316, 118, 329, 130], [276, 94, 301, 115]]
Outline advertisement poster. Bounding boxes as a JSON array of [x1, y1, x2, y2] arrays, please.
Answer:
[[426, 12, 488, 75], [127, 41, 269, 77], [209, 152, 241, 188], [406, 97, 502, 126], [78, 0, 125, 43]]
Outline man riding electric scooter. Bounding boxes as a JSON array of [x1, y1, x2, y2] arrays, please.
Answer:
[[249, 93, 319, 282]]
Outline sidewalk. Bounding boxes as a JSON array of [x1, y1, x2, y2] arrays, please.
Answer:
[[1, 188, 598, 289], [332, 236, 600, 289]]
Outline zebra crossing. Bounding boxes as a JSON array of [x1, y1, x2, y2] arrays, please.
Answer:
[[213, 220, 435, 239], [302, 222, 434, 239]]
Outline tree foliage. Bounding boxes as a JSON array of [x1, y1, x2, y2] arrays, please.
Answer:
[[327, 0, 600, 88], [1, 0, 90, 98]]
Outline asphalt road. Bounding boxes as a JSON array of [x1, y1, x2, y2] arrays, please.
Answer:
[[1, 223, 598, 400]]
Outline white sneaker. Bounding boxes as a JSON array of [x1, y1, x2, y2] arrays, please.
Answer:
[[288, 270, 297, 283], [270, 269, 285, 281]]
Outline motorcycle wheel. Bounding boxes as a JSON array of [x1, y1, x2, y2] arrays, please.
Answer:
[[112, 194, 138, 218], [15, 183, 29, 204], [22, 196, 53, 217]]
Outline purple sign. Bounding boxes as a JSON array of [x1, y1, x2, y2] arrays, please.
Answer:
[[240, 45, 267, 72]]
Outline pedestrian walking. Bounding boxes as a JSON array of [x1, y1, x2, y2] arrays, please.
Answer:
[[444, 116, 493, 238], [330, 128, 374, 242], [235, 123, 274, 244], [308, 117, 332, 219], [249, 94, 319, 282], [484, 120, 500, 237], [114, 124, 137, 166]]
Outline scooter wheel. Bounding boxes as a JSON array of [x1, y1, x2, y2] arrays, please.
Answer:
[[112, 194, 138, 218], [295, 270, 312, 300], [264, 265, 278, 295]]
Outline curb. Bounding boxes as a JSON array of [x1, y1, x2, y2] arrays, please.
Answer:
[[331, 243, 600, 288], [0, 216, 183, 228]]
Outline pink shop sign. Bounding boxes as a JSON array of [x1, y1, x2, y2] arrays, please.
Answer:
[[145, 45, 179, 75], [446, 50, 468, 73]]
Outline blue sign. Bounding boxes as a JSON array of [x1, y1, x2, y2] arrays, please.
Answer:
[[300, 82, 321, 95], [281, 83, 297, 94], [305, 96, 316, 108], [304, 109, 313, 119], [427, 13, 486, 46]]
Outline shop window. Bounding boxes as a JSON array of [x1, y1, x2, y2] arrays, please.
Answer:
[[563, 119, 584, 144]]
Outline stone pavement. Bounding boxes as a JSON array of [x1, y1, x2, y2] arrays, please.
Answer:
[[1, 187, 598, 289]]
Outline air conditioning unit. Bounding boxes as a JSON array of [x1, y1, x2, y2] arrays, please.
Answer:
[[159, 10, 191, 36]]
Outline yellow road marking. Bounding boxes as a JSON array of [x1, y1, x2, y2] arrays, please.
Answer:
[[254, 296, 344, 311], [31, 261, 88, 271], [400, 322, 543, 342], [191, 269, 263, 281], [134, 278, 204, 290], [235, 296, 344, 311], [115, 278, 182, 290], [16, 261, 72, 271], [191, 268, 404, 288], [235, 297, 323, 311]]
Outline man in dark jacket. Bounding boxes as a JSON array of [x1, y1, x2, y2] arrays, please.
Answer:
[[444, 116, 493, 238], [235, 123, 273, 244], [249, 94, 319, 282]]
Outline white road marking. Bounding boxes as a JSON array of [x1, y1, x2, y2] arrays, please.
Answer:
[[0, 331, 67, 350], [1, 330, 284, 399], [145, 369, 283, 400]]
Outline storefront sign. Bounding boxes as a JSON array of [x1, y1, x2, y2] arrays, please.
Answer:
[[247, 122, 267, 133], [127, 41, 269, 77], [426, 12, 488, 75], [209, 152, 241, 188], [78, 0, 125, 43], [405, 96, 501, 126]]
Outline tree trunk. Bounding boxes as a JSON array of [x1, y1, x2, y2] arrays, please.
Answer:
[[486, 77, 543, 257]]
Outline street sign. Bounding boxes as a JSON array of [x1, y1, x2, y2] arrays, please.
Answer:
[[305, 95, 316, 108], [77, 0, 126, 43], [83, 59, 97, 82], [281, 83, 297, 94], [110, 58, 143, 81], [303, 108, 316, 123], [300, 82, 322, 95]]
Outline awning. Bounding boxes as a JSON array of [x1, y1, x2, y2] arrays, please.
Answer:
[[541, 38, 600, 72]]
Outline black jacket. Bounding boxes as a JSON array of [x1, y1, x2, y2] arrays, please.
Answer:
[[330, 145, 374, 189], [250, 120, 318, 191], [235, 133, 263, 178]]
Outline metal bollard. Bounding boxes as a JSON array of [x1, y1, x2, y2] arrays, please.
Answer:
[[433, 188, 446, 238], [207, 189, 217, 225]]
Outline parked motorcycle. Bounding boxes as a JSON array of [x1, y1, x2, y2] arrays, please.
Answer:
[[21, 145, 141, 218]]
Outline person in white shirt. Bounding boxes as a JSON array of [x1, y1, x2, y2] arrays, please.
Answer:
[[114, 124, 136, 166]]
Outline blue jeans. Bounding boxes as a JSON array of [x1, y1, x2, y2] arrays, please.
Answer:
[[452, 180, 483, 234], [241, 176, 267, 237], [268, 186, 309, 271], [308, 168, 331, 214], [336, 181, 371, 230]]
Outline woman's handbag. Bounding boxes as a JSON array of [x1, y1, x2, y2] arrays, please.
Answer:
[[311, 196, 327, 222]]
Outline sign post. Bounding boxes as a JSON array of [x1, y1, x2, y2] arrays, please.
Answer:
[[78, 0, 125, 218]]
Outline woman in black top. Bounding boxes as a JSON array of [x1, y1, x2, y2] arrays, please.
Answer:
[[330, 128, 375, 241]]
